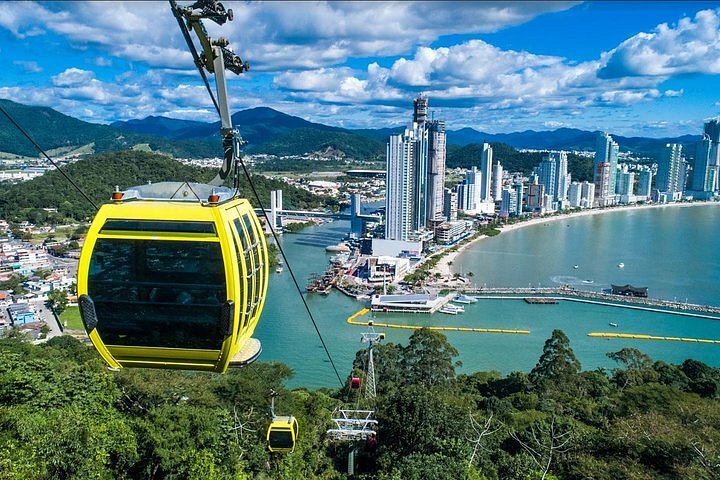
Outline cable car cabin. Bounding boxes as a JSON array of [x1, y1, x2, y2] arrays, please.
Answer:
[[77, 182, 268, 373], [267, 415, 299, 453], [350, 377, 361, 389]]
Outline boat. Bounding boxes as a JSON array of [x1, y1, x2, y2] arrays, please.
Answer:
[[582, 279, 594, 284], [440, 304, 465, 315], [609, 322, 618, 327], [573, 265, 579, 269], [453, 294, 477, 304], [276, 267, 284, 273], [617, 263, 625, 268]]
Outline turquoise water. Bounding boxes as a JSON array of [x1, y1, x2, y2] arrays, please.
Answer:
[[255, 204, 720, 389]]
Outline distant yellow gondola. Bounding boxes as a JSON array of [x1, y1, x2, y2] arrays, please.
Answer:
[[77, 182, 268, 373], [267, 416, 299, 453]]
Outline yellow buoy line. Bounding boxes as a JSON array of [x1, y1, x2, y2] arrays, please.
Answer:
[[347, 308, 530, 335], [588, 332, 720, 344]]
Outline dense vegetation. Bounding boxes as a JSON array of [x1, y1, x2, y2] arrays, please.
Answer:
[[247, 128, 383, 161], [1, 328, 718, 479], [0, 151, 327, 224], [0, 99, 220, 159], [447, 143, 594, 182]]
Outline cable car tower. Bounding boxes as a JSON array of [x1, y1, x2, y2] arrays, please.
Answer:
[[327, 321, 384, 475]]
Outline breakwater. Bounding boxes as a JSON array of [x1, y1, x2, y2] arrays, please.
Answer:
[[462, 286, 720, 318]]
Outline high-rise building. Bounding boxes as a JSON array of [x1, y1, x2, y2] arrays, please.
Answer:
[[426, 120, 447, 224], [491, 161, 504, 202], [615, 166, 635, 197], [456, 167, 482, 212], [636, 167, 653, 198], [479, 143, 493, 202], [443, 188, 457, 221], [500, 187, 517, 216], [526, 180, 545, 210], [385, 96, 448, 240], [568, 182, 582, 207], [580, 181, 595, 208], [535, 151, 570, 208], [656, 143, 683, 196], [594, 132, 619, 206], [691, 118, 720, 195], [513, 181, 524, 215], [385, 128, 417, 241]]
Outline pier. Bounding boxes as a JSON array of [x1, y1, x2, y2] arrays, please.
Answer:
[[462, 286, 720, 318]]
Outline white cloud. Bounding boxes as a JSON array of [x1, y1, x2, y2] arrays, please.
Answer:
[[52, 68, 95, 87], [663, 89, 684, 97], [13, 60, 42, 73], [94, 57, 113, 67], [599, 8, 720, 78]]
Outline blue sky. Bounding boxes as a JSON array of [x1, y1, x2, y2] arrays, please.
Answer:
[[1, 1, 719, 136]]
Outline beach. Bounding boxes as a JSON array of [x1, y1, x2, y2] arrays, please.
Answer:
[[434, 200, 719, 279]]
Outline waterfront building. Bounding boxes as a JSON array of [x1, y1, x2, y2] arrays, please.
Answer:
[[385, 96, 448, 241], [500, 187, 518, 217], [435, 220, 472, 245], [594, 132, 619, 206], [656, 143, 683, 199], [535, 151, 570, 209], [443, 188, 457, 221], [456, 167, 482, 212], [513, 181, 524, 215], [690, 117, 720, 197], [479, 143, 493, 203], [426, 119, 447, 225], [491, 161, 504, 202], [615, 165, 635, 196], [525, 180, 545, 211], [568, 182, 582, 207], [636, 167, 653, 198], [580, 181, 595, 208], [385, 128, 417, 241]]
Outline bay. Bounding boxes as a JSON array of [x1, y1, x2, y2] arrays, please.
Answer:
[[255, 204, 720, 389]]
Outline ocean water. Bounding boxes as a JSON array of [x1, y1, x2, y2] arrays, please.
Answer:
[[255, 204, 720, 389]]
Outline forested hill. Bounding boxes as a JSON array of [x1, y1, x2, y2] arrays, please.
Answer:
[[448, 142, 595, 182], [0, 99, 221, 159], [0, 151, 325, 224], [0, 329, 718, 478]]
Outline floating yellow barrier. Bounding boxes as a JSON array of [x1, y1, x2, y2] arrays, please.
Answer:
[[347, 308, 529, 335], [588, 332, 720, 344]]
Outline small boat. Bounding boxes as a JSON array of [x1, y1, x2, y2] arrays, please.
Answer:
[[440, 304, 465, 315], [573, 265, 579, 269], [617, 263, 625, 268], [453, 294, 477, 304], [609, 322, 618, 327], [582, 279, 594, 284], [276, 267, 284, 273]]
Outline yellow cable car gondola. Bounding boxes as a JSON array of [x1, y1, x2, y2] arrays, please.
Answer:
[[77, 182, 268, 373], [267, 415, 299, 453]]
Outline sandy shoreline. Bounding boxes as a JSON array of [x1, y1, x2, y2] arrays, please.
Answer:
[[434, 200, 719, 278]]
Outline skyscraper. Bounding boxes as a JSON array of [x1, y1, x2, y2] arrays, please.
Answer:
[[426, 120, 447, 224], [535, 151, 569, 209], [479, 143, 493, 203], [594, 132, 619, 206], [691, 117, 720, 195], [385, 128, 417, 241], [456, 167, 481, 212], [636, 167, 653, 198], [384, 96, 447, 240], [491, 161, 504, 202], [656, 143, 683, 196]]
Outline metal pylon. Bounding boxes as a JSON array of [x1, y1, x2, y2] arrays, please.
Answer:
[[360, 324, 384, 400]]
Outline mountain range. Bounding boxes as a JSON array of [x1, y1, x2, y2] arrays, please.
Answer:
[[0, 99, 702, 160]]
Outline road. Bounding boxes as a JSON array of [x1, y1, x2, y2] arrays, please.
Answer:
[[30, 299, 63, 339]]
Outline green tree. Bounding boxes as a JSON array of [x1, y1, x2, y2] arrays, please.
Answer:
[[402, 328, 461, 387], [607, 348, 659, 389], [47, 290, 69, 315], [529, 330, 580, 388]]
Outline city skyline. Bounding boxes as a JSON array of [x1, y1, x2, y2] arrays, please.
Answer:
[[0, 2, 719, 136]]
